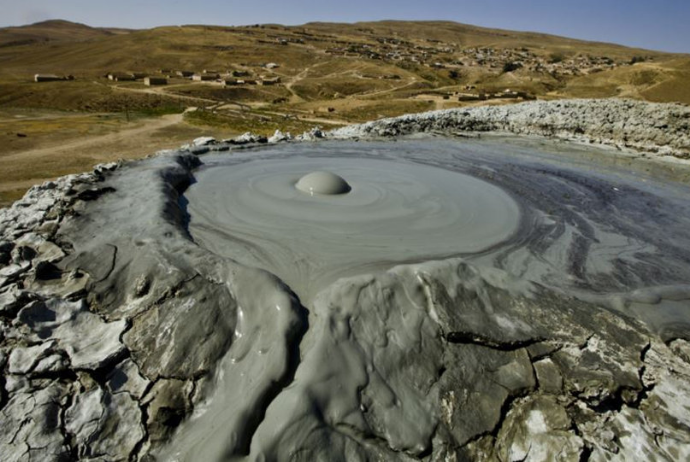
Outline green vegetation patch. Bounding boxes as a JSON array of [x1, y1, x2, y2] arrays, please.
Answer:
[[184, 109, 330, 136]]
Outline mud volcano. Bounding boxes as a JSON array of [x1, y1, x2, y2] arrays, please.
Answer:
[[184, 153, 520, 300], [166, 139, 690, 460], [2, 123, 690, 461]]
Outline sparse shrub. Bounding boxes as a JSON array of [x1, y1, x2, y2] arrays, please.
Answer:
[[549, 53, 564, 64], [630, 56, 646, 65], [449, 70, 462, 79], [502, 62, 522, 73], [135, 104, 185, 117]]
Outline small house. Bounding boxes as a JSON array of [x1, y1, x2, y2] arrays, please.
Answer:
[[517, 91, 536, 100], [34, 74, 64, 82], [176, 71, 194, 78], [260, 77, 282, 86], [457, 93, 486, 102], [108, 72, 135, 81], [497, 89, 519, 99], [192, 74, 218, 81], [144, 77, 167, 86]]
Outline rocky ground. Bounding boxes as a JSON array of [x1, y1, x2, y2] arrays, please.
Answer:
[[0, 99, 689, 461]]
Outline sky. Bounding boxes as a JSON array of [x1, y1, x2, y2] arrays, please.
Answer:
[[1, 0, 689, 53]]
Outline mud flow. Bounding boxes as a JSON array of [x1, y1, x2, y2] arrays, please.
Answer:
[[157, 139, 690, 460]]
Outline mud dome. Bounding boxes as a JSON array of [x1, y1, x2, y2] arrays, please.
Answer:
[[295, 171, 351, 195]]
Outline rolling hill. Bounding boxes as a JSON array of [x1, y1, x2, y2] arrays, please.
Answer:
[[0, 18, 688, 206], [0, 19, 132, 48], [0, 19, 688, 105]]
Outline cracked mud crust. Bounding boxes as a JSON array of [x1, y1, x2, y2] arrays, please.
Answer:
[[328, 98, 690, 161], [1, 99, 690, 462]]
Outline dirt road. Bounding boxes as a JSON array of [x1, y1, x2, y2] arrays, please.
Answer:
[[1, 113, 184, 164], [0, 112, 211, 206]]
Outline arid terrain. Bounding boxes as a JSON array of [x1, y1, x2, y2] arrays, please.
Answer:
[[1, 19, 689, 205]]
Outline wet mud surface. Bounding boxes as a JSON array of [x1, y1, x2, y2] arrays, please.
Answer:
[[186, 139, 690, 336], [184, 147, 520, 302]]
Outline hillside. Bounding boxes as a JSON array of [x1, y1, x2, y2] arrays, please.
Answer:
[[0, 20, 688, 97], [0, 19, 131, 48], [0, 20, 687, 104], [308, 20, 655, 58], [0, 19, 688, 206]]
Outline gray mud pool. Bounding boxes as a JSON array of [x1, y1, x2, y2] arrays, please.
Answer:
[[185, 138, 690, 335]]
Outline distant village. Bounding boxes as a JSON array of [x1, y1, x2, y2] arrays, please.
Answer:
[[323, 40, 641, 78], [33, 25, 650, 105], [234, 25, 646, 77], [34, 62, 284, 88]]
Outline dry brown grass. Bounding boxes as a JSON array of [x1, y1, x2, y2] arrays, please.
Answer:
[[0, 110, 220, 207], [0, 110, 129, 156], [167, 84, 292, 104], [553, 59, 690, 104]]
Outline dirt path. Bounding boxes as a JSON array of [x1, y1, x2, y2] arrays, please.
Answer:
[[0, 113, 184, 163], [106, 81, 220, 106], [283, 65, 317, 103], [0, 112, 212, 206], [358, 77, 419, 99], [259, 110, 348, 126]]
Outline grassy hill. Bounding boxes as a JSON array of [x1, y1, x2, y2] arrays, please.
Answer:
[[0, 19, 131, 48], [0, 19, 687, 115], [1, 19, 688, 102], [307, 20, 655, 57]]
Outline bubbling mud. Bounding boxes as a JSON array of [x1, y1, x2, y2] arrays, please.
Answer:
[[185, 155, 520, 301]]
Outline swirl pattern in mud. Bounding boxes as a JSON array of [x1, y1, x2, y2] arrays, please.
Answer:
[[184, 139, 690, 333], [184, 155, 520, 300]]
